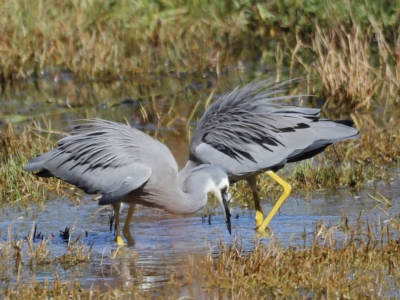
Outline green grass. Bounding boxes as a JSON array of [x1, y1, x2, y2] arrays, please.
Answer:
[[0, 123, 76, 205], [0, 0, 250, 78], [1, 0, 399, 109]]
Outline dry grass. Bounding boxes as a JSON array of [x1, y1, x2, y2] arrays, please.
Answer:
[[200, 218, 400, 299], [0, 219, 94, 299], [0, 218, 166, 299], [1, 1, 400, 110], [0, 0, 247, 80], [1, 1, 400, 298], [2, 216, 400, 299], [292, 17, 400, 110], [3, 220, 92, 270], [328, 112, 400, 164]]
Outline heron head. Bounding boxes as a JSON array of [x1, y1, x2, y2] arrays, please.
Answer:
[[214, 177, 231, 235], [183, 164, 232, 234]]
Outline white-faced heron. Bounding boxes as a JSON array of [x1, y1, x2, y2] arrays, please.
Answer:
[[179, 79, 359, 232], [24, 120, 231, 245]]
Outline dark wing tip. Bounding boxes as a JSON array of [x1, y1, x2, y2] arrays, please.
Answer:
[[333, 119, 355, 127], [35, 169, 55, 178]]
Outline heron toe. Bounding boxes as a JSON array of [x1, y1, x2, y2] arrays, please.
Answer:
[[256, 226, 272, 237], [115, 235, 125, 245]]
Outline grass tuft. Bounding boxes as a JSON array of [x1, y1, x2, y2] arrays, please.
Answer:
[[0, 122, 76, 205], [200, 217, 400, 298]]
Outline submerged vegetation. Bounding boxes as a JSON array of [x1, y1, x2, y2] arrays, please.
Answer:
[[201, 218, 400, 299], [2, 217, 400, 298]]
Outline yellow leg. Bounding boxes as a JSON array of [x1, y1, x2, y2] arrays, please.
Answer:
[[247, 176, 264, 227], [123, 204, 136, 246], [112, 202, 125, 245], [257, 170, 292, 232]]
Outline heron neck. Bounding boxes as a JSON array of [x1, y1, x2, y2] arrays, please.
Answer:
[[172, 163, 212, 215], [172, 187, 208, 214], [177, 160, 199, 188]]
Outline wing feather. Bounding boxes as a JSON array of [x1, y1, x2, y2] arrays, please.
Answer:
[[191, 78, 359, 175], [24, 119, 177, 200]]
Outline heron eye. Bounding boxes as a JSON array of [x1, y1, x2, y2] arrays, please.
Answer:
[[221, 186, 228, 194]]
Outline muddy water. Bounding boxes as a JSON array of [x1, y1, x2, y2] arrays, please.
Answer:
[[1, 68, 399, 297]]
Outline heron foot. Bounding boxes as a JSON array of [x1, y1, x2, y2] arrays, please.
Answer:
[[256, 228, 272, 238], [255, 211, 264, 227], [255, 224, 272, 237], [115, 235, 125, 245]]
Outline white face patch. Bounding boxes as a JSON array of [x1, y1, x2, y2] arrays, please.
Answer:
[[218, 177, 229, 192], [204, 179, 219, 198], [203, 177, 229, 200]]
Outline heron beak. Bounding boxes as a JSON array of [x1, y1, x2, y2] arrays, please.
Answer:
[[221, 192, 232, 234]]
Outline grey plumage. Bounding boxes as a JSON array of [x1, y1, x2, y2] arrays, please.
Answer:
[[24, 120, 231, 245], [25, 78, 359, 240], [179, 78, 359, 231]]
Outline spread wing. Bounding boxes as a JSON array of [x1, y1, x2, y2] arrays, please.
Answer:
[[190, 79, 359, 177], [25, 119, 178, 204]]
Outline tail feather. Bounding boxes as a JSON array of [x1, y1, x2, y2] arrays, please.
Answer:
[[287, 119, 359, 163]]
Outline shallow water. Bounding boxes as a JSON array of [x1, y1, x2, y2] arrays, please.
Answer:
[[2, 173, 399, 297], [1, 66, 399, 297]]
